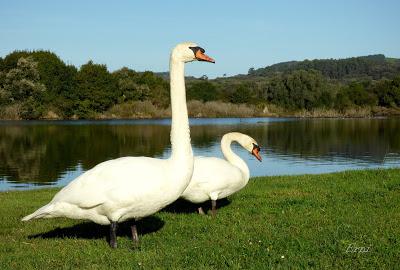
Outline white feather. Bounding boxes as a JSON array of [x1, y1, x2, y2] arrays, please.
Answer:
[[22, 42, 205, 225], [182, 132, 259, 203]]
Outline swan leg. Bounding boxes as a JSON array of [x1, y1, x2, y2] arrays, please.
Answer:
[[109, 222, 118, 248], [198, 206, 205, 215], [211, 200, 217, 217], [131, 219, 139, 248]]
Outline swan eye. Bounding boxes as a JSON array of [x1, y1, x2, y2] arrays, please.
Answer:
[[189, 46, 205, 55], [252, 143, 260, 151]]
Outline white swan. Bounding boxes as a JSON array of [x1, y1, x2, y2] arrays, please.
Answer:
[[181, 132, 261, 216], [22, 42, 215, 248]]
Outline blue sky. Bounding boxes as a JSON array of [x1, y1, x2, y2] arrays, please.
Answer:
[[1, 0, 399, 78]]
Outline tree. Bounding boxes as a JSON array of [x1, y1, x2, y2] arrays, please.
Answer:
[[2, 51, 76, 96], [248, 67, 255, 75], [1, 51, 78, 117], [335, 89, 352, 110], [0, 57, 46, 119], [344, 82, 377, 106], [372, 76, 400, 107], [135, 71, 169, 106], [73, 61, 119, 118], [187, 81, 218, 102], [112, 67, 143, 102], [262, 70, 333, 110], [230, 85, 249, 104]]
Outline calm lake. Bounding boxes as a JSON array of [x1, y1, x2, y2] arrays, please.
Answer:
[[1, 117, 399, 191]]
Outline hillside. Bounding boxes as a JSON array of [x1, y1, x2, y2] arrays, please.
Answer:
[[247, 54, 400, 81]]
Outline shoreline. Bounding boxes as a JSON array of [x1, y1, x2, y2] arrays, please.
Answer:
[[2, 167, 399, 192], [0, 116, 399, 123], [0, 114, 399, 122], [2, 100, 400, 121]]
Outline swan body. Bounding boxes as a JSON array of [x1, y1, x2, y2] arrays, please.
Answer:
[[182, 156, 244, 203], [181, 132, 261, 214], [24, 157, 189, 225], [22, 42, 215, 247]]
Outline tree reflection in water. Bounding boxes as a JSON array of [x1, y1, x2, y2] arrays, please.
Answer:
[[0, 118, 399, 189]]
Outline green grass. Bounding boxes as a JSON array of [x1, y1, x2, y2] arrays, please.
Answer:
[[1, 169, 399, 269]]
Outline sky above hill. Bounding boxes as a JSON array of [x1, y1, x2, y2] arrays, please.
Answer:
[[1, 0, 399, 78]]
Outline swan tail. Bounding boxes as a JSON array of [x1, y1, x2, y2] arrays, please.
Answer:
[[21, 203, 55, 221]]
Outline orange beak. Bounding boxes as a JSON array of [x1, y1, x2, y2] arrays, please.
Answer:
[[252, 146, 262, 162], [195, 50, 215, 63]]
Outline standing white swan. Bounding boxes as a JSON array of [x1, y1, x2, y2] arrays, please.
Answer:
[[181, 132, 262, 216], [22, 42, 215, 248]]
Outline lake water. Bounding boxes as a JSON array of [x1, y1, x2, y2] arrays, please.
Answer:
[[1, 117, 399, 191]]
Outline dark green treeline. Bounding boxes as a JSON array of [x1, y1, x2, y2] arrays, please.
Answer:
[[0, 51, 399, 119]]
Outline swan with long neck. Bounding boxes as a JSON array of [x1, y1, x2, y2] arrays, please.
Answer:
[[22, 42, 215, 248], [181, 132, 262, 215]]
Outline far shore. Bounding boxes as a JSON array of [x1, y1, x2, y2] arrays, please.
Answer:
[[1, 100, 400, 121], [1, 114, 399, 122]]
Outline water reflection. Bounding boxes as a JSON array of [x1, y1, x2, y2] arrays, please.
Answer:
[[0, 118, 399, 190]]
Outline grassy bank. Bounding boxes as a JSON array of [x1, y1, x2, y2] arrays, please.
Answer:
[[99, 100, 265, 119], [97, 100, 400, 120], [0, 169, 399, 269]]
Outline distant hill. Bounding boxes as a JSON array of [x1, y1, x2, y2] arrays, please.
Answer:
[[247, 54, 400, 81]]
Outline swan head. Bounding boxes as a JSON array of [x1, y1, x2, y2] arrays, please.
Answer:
[[171, 42, 215, 63], [236, 133, 262, 162], [251, 143, 262, 162]]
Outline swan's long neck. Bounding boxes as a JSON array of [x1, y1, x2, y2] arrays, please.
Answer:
[[169, 57, 192, 161], [221, 133, 250, 181]]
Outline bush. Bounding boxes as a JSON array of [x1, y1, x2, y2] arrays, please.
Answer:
[[187, 80, 218, 102]]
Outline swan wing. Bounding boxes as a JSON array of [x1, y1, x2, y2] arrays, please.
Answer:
[[193, 157, 242, 187], [182, 157, 243, 202], [51, 157, 170, 208]]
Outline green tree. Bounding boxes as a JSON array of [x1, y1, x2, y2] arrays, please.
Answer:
[[344, 82, 377, 106], [263, 70, 333, 110], [2, 51, 78, 117], [372, 77, 400, 107], [230, 85, 249, 104], [248, 67, 255, 75], [188, 81, 218, 102], [73, 61, 119, 118], [136, 71, 169, 106], [0, 57, 46, 119], [112, 68, 152, 102], [335, 89, 352, 110]]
